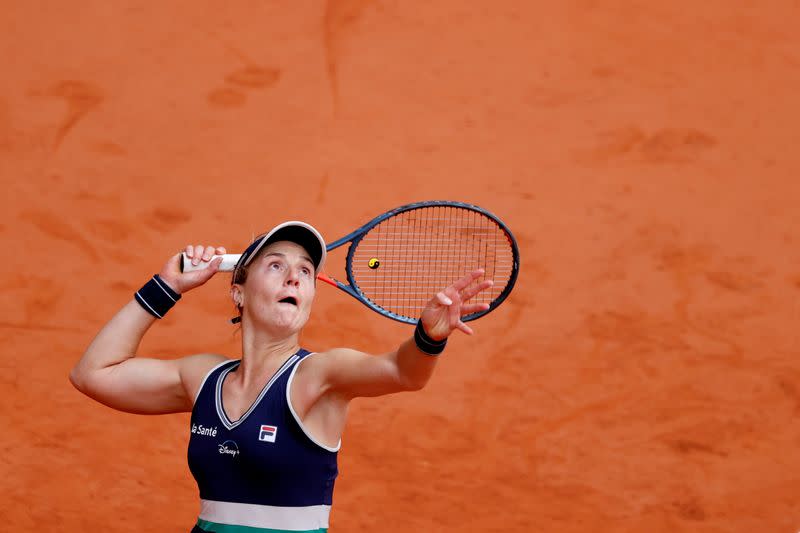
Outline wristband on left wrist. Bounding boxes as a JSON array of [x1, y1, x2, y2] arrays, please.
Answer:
[[413, 320, 447, 356]]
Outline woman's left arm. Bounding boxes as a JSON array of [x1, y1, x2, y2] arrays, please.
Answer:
[[312, 269, 493, 398]]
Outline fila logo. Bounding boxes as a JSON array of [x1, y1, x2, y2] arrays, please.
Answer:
[[259, 424, 278, 443]]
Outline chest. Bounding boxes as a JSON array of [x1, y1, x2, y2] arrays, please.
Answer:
[[186, 353, 339, 508], [188, 359, 303, 475], [221, 381, 269, 423], [215, 355, 300, 424]]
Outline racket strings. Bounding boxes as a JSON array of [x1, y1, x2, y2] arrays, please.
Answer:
[[349, 206, 515, 321]]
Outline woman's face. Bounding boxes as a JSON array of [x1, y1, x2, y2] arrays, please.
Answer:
[[235, 240, 317, 335]]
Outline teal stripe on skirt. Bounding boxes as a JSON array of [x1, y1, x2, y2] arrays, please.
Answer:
[[196, 518, 327, 533]]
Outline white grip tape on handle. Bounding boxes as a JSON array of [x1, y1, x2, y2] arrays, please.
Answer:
[[181, 253, 242, 272]]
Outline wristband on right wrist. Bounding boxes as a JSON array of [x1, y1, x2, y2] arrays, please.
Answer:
[[134, 274, 181, 319], [414, 320, 447, 356]]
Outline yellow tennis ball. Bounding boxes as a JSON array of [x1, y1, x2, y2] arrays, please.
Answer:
[[368, 257, 380, 269]]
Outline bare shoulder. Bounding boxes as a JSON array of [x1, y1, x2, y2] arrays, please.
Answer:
[[178, 353, 230, 403], [297, 346, 399, 400], [290, 348, 370, 413], [293, 348, 361, 383], [314, 347, 370, 361], [299, 347, 370, 372]]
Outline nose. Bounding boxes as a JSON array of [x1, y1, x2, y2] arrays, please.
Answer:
[[284, 268, 300, 287]]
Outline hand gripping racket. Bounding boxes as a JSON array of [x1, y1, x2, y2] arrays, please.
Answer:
[[182, 200, 520, 324]]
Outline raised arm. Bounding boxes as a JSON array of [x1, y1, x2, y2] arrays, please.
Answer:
[[70, 245, 226, 414], [309, 269, 494, 399]]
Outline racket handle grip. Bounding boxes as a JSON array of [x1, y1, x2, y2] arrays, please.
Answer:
[[180, 253, 241, 273]]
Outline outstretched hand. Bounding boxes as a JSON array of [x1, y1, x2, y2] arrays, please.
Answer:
[[419, 269, 494, 341], [159, 245, 226, 294]]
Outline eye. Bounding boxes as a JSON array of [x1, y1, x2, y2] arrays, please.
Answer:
[[268, 261, 285, 272], [300, 266, 312, 277]]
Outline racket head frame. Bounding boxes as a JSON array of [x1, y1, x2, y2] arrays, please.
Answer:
[[325, 200, 520, 324]]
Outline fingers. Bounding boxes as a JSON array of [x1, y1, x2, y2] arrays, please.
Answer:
[[460, 302, 490, 315], [448, 292, 460, 329], [460, 279, 494, 302], [435, 292, 453, 307], [436, 277, 490, 315], [455, 320, 474, 335], [450, 268, 485, 292], [448, 270, 493, 304], [161, 245, 224, 294], [192, 256, 223, 281], [185, 244, 223, 267], [422, 270, 491, 339]]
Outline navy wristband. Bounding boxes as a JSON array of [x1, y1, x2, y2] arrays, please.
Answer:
[[414, 320, 447, 355], [134, 275, 181, 319]]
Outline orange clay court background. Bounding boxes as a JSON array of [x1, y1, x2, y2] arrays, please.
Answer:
[[1, 2, 800, 532]]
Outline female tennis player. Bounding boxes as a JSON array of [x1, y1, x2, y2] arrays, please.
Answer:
[[70, 221, 493, 533]]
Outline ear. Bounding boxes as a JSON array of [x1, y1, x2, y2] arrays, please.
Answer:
[[230, 286, 243, 308]]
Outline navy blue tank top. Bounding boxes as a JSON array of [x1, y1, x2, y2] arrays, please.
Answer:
[[187, 350, 339, 533]]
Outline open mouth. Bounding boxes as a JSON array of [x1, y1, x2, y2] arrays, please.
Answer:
[[278, 296, 298, 306]]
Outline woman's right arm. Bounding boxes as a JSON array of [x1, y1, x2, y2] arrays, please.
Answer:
[[69, 246, 226, 415]]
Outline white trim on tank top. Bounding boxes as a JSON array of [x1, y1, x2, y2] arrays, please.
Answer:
[[193, 359, 236, 406], [286, 353, 342, 453], [216, 354, 300, 430]]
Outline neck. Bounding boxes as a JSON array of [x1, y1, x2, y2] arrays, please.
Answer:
[[238, 327, 301, 386]]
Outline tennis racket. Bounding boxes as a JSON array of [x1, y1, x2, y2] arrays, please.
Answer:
[[182, 200, 520, 324]]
